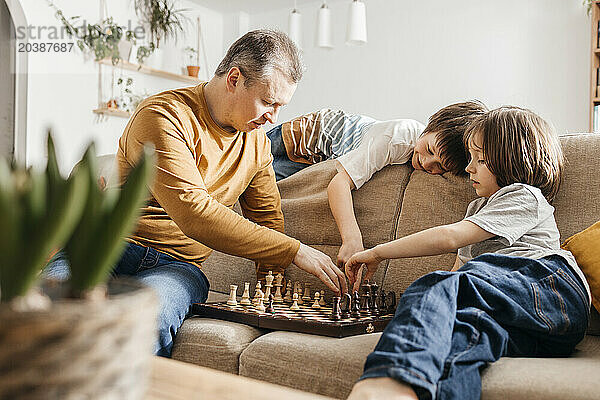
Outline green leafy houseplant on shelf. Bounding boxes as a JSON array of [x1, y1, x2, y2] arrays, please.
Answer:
[[0, 133, 158, 399]]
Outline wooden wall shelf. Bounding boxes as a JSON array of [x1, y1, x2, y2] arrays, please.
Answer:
[[98, 59, 201, 84], [590, 1, 600, 131], [93, 108, 131, 118]]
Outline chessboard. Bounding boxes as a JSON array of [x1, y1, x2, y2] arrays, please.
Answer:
[[192, 272, 397, 338], [193, 301, 394, 338]]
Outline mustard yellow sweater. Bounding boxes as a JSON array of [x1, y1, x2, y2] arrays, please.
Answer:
[[116, 83, 300, 274]]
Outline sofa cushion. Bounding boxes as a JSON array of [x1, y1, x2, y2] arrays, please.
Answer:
[[552, 134, 600, 242], [561, 220, 600, 312], [480, 335, 600, 400], [279, 160, 412, 250], [239, 331, 381, 399], [382, 171, 476, 293], [172, 291, 267, 374], [172, 317, 267, 374]]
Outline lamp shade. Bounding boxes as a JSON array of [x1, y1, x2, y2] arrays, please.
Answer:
[[317, 3, 333, 48], [346, 0, 367, 45], [289, 9, 302, 49]]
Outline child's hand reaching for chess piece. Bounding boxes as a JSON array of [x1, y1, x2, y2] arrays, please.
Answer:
[[344, 248, 384, 291]]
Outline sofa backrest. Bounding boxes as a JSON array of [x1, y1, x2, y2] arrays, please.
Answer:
[[382, 133, 600, 294]]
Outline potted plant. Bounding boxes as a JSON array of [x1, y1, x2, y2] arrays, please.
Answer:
[[0, 134, 157, 399], [133, 0, 186, 48], [184, 46, 200, 77]]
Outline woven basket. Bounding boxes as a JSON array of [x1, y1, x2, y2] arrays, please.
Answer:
[[0, 278, 157, 400]]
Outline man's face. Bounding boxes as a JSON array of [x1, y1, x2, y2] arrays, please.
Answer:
[[228, 69, 296, 132], [411, 132, 448, 175]]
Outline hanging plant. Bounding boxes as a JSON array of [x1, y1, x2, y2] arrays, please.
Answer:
[[133, 0, 186, 48], [49, 1, 155, 65]]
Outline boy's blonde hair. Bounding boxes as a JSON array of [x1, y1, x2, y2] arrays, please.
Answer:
[[464, 106, 564, 202]]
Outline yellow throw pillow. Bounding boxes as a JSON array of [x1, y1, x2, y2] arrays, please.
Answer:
[[562, 220, 600, 312]]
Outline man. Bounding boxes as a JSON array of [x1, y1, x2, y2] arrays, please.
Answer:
[[114, 29, 346, 356]]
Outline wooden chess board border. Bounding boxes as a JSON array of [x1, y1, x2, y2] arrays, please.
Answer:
[[192, 301, 394, 338]]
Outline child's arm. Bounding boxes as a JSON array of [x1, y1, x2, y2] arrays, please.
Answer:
[[327, 168, 363, 268], [345, 220, 494, 286]]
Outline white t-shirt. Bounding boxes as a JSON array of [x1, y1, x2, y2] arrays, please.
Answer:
[[458, 183, 591, 303], [335, 119, 425, 189]]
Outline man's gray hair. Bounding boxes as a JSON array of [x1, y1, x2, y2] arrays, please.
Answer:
[[215, 29, 304, 86]]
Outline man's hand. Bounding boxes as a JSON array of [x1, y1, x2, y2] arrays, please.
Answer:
[[345, 248, 384, 290], [293, 243, 348, 295]]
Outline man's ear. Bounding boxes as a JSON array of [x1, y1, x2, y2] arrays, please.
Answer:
[[225, 67, 243, 93]]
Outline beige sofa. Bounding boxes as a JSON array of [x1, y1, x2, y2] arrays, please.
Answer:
[[171, 133, 600, 399]]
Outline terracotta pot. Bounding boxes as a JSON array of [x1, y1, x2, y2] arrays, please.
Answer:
[[0, 278, 158, 400], [186, 65, 200, 77]]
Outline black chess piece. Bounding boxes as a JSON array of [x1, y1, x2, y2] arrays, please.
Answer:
[[351, 291, 361, 318], [360, 283, 371, 315], [331, 296, 341, 321], [386, 291, 397, 313], [371, 283, 379, 316], [341, 293, 351, 318], [266, 294, 275, 313], [378, 290, 387, 313]]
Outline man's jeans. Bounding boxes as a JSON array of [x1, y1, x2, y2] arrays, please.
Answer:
[[361, 254, 590, 400], [45, 243, 210, 357], [266, 124, 310, 181]]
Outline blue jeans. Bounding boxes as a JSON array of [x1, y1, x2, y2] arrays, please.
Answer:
[[266, 124, 310, 181], [361, 254, 590, 400], [45, 243, 210, 357]]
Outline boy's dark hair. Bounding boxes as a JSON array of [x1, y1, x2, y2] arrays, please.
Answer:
[[423, 100, 488, 176], [215, 29, 304, 87], [464, 106, 564, 202]]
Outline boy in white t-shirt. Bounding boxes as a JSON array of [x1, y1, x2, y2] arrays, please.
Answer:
[[267, 101, 488, 276]]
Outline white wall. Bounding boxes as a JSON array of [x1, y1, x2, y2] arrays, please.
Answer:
[[247, 0, 590, 134], [17, 0, 224, 173], [0, 0, 14, 159]]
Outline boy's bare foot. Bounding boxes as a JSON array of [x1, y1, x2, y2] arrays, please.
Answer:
[[347, 377, 418, 400]]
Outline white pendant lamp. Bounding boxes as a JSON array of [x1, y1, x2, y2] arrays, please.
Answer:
[[317, 1, 333, 48], [289, 1, 302, 49], [346, 0, 367, 45]]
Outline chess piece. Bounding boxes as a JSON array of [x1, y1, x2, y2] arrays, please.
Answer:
[[302, 283, 311, 302], [312, 292, 321, 309], [371, 283, 379, 316], [273, 273, 284, 303], [266, 294, 275, 313], [360, 282, 371, 315], [240, 282, 251, 305], [227, 284, 238, 306], [264, 271, 274, 303], [351, 291, 361, 318], [290, 292, 300, 311], [283, 281, 293, 302], [331, 296, 341, 320], [341, 293, 352, 318], [319, 290, 326, 306], [296, 286, 304, 305], [256, 293, 266, 312], [253, 282, 263, 306]]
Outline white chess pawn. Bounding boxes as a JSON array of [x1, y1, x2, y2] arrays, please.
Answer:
[[283, 281, 293, 302], [253, 282, 263, 306], [227, 284, 238, 306], [312, 291, 321, 309], [319, 290, 326, 306], [290, 292, 300, 311], [240, 282, 251, 305], [256, 293, 266, 312]]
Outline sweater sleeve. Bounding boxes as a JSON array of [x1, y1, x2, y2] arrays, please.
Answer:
[[121, 103, 300, 266], [238, 137, 299, 280]]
